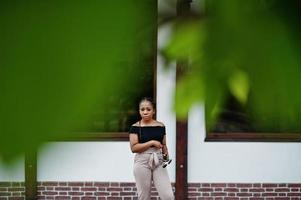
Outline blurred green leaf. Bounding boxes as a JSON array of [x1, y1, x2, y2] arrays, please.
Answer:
[[163, 0, 301, 133], [228, 70, 249, 105], [0, 0, 156, 161]]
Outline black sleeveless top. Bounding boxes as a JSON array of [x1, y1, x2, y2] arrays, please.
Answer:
[[129, 125, 166, 143]]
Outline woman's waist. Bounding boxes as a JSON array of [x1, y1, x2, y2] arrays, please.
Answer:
[[139, 147, 162, 154]]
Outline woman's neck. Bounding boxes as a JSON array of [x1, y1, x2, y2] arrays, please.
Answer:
[[140, 119, 154, 125]]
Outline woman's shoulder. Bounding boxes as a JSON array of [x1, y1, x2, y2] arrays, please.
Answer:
[[131, 120, 165, 127], [131, 121, 140, 127], [153, 120, 165, 127]]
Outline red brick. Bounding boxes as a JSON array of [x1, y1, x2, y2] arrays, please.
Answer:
[[120, 192, 136, 196], [107, 188, 122, 192], [81, 198, 96, 200], [0, 183, 11, 187], [94, 192, 110, 196], [68, 192, 84, 196], [94, 182, 109, 187], [42, 191, 58, 195], [262, 184, 278, 187], [288, 184, 301, 187], [227, 184, 236, 187], [80, 187, 96, 191], [120, 183, 135, 187], [8, 197, 24, 200], [278, 184, 287, 187], [110, 183, 119, 187], [224, 198, 239, 200], [211, 184, 226, 187], [11, 183, 22, 187], [199, 188, 213, 192], [227, 193, 236, 197], [54, 196, 70, 200], [189, 183, 201, 187], [288, 193, 301, 196], [237, 193, 252, 197], [211, 192, 226, 196], [188, 187, 197, 191], [97, 187, 106, 191], [58, 182, 67, 186], [262, 193, 278, 197], [68, 182, 84, 187], [290, 198, 301, 200], [83, 182, 92, 187], [202, 193, 210, 196], [253, 184, 261, 187], [8, 188, 24, 192], [275, 188, 290, 192], [275, 198, 289, 200], [249, 188, 264, 192], [107, 197, 122, 200], [71, 187, 80, 191], [188, 192, 201, 196], [37, 186, 45, 191], [249, 198, 264, 200], [224, 188, 239, 192], [201, 184, 211, 187], [55, 187, 71, 191], [42, 182, 58, 187], [237, 184, 252, 188]]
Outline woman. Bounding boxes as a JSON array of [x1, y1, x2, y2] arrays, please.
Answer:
[[129, 97, 174, 200]]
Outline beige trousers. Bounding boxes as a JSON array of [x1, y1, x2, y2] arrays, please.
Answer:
[[133, 147, 174, 200]]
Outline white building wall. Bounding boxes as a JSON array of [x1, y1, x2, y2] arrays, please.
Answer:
[[0, 156, 24, 181], [188, 104, 301, 183]]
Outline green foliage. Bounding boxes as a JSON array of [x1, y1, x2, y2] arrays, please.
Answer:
[[164, 0, 301, 132], [0, 0, 156, 161]]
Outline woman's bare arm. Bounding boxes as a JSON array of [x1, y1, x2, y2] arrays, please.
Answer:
[[162, 135, 169, 159], [129, 134, 163, 153]]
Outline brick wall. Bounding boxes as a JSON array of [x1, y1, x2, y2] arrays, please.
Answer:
[[37, 182, 171, 200], [1, 182, 301, 199], [188, 183, 301, 200], [0, 182, 25, 200]]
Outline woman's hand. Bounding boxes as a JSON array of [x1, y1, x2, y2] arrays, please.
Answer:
[[151, 140, 163, 149]]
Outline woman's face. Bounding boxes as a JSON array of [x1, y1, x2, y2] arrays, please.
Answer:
[[139, 100, 155, 121]]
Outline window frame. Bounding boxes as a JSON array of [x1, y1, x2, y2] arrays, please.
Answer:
[[205, 132, 301, 142]]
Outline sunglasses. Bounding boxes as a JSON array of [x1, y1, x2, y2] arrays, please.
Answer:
[[162, 158, 172, 168]]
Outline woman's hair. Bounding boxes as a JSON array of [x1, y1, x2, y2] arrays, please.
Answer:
[[139, 97, 156, 109]]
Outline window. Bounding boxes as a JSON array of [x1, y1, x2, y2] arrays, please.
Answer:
[[55, 1, 158, 141], [206, 91, 301, 142]]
